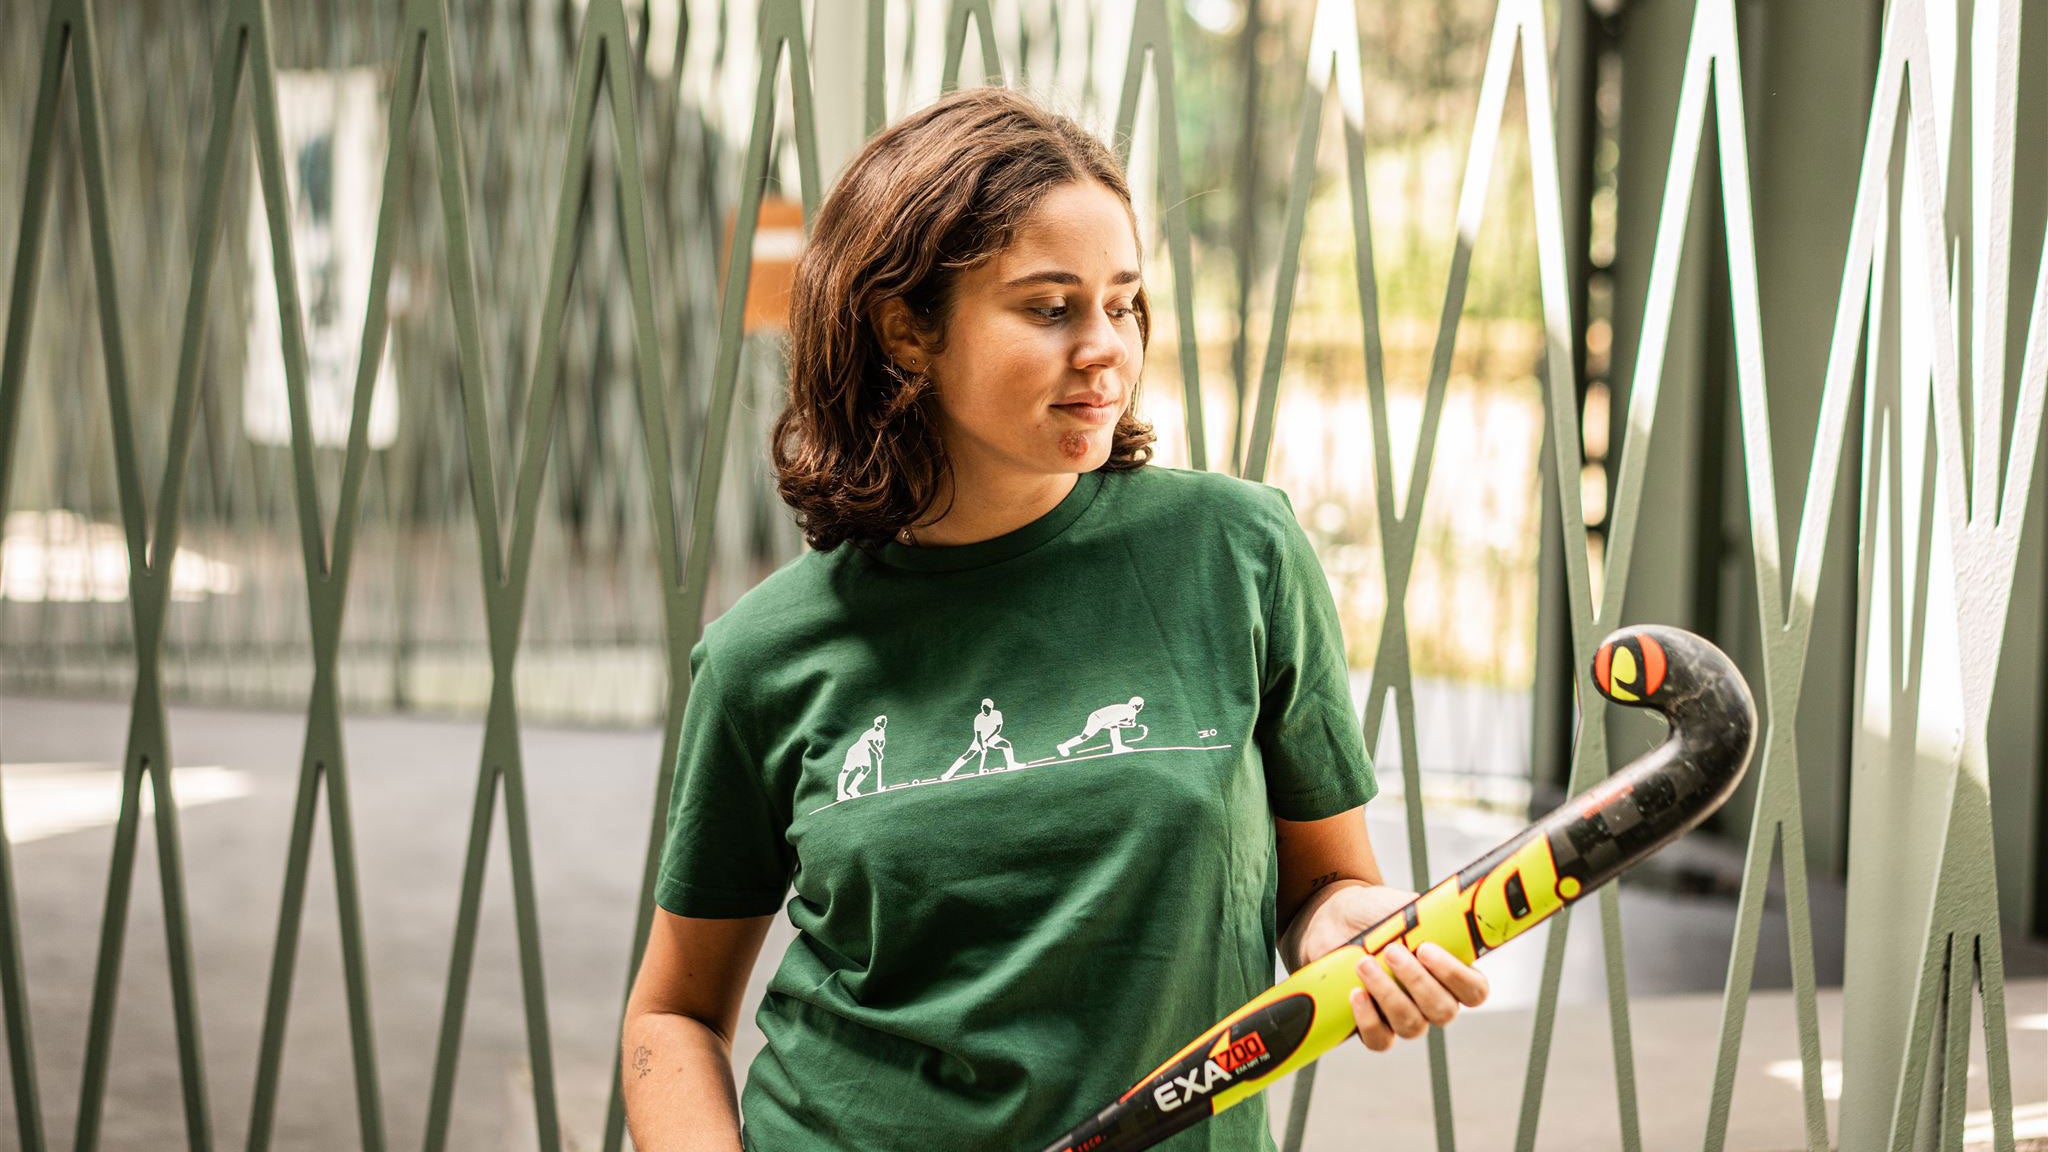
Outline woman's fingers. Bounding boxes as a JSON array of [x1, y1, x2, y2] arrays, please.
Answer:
[[1355, 945, 1430, 1040], [1348, 987, 1396, 1052], [1416, 942, 1491, 1009], [1383, 943, 1461, 1028], [1351, 942, 1486, 1054]]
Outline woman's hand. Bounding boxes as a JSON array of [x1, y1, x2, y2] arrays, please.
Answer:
[[1298, 883, 1490, 1052]]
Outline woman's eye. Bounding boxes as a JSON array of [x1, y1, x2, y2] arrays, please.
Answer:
[[1028, 300, 1137, 322]]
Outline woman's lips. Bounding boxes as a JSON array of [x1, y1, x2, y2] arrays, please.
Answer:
[[1053, 400, 1120, 426]]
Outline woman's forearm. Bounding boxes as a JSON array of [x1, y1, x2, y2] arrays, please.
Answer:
[[621, 1010, 747, 1152]]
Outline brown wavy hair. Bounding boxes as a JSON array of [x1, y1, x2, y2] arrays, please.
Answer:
[[771, 87, 1157, 552]]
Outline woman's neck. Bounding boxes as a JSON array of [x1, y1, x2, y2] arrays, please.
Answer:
[[902, 465, 1079, 547]]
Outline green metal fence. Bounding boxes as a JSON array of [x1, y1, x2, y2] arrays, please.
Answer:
[[1, 1, 2042, 1150]]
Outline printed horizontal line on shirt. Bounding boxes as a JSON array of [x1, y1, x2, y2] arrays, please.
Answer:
[[808, 741, 1235, 816]]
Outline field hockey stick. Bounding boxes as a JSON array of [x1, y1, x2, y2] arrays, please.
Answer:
[[1036, 623, 1757, 1152]]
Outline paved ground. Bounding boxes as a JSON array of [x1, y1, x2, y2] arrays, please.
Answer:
[[1, 693, 2043, 1150]]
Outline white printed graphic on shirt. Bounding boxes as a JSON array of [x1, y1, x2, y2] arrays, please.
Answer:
[[812, 692, 1231, 814], [1057, 695, 1146, 757], [836, 715, 888, 801], [941, 699, 1019, 779]]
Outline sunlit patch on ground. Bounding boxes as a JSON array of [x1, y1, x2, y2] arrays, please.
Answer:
[[0, 761, 250, 843]]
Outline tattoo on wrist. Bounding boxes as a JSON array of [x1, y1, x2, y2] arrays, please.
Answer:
[[633, 1044, 653, 1079], [1307, 871, 1342, 895]]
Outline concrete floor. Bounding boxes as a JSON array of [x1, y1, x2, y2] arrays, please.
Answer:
[[0, 693, 2043, 1150]]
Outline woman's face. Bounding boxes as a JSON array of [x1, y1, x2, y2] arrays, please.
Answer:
[[914, 180, 1146, 483]]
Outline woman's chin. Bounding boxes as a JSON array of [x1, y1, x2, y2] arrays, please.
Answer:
[[985, 433, 1110, 477]]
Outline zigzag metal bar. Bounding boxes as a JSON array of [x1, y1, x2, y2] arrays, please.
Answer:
[[1110, 0, 1206, 473], [1261, 1, 1464, 1144], [580, 0, 723, 1141], [865, 0, 887, 135], [1897, 18, 1973, 586], [236, 0, 400, 1143], [0, 733, 40, 1152], [422, 0, 506, 596], [393, 0, 679, 1142], [0, 8, 69, 1152], [1236, 37, 1322, 489], [1878, 677, 2020, 1149], [1700, 10, 1838, 1152], [1941, 935, 1973, 1146], [940, 0, 1002, 91], [1871, 0, 2038, 1142], [1231, 0, 1650, 1145], [605, 1, 824, 1149], [678, 0, 819, 643], [1239, 0, 1644, 1144], [597, 10, 686, 697], [1993, 194, 2048, 542], [70, 3, 147, 569], [688, 0, 822, 945], [1472, 0, 1655, 1146], [1793, 0, 2046, 1142], [49, 0, 233, 1144], [1355, 67, 1461, 1152], [0, 711, 45, 1150], [1975, 937, 2018, 1152], [1849, 191, 1944, 1151], [243, 9, 328, 577], [1967, 0, 2017, 518], [1907, 1, 2048, 648], [1534, 1, 1845, 1147], [306, 54, 427, 1139]]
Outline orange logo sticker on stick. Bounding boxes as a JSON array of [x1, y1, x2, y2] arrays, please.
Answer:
[[1640, 636, 1667, 693], [1595, 634, 1667, 702]]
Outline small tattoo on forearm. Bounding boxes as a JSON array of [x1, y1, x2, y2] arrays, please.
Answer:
[[633, 1044, 653, 1079], [1308, 871, 1342, 894]]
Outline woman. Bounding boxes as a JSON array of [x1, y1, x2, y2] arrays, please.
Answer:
[[621, 87, 1487, 1152]]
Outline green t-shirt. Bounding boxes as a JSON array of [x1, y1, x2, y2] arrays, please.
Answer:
[[657, 463, 1376, 1152]]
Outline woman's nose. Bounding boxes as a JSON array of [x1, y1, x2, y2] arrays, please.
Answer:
[[1071, 310, 1130, 371]]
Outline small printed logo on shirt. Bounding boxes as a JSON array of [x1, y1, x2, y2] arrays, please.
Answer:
[[813, 691, 1232, 814]]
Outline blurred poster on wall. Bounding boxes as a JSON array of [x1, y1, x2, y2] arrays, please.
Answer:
[[243, 68, 399, 450]]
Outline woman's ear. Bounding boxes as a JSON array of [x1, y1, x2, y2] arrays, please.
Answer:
[[873, 299, 932, 373]]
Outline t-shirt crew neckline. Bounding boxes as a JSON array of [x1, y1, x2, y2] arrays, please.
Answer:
[[873, 468, 1108, 573]]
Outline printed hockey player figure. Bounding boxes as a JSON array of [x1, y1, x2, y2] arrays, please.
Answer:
[[941, 699, 1021, 780], [1057, 696, 1148, 757], [837, 715, 889, 801]]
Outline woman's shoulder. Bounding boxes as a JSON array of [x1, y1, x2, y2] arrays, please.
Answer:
[[1105, 463, 1299, 532], [693, 546, 847, 673]]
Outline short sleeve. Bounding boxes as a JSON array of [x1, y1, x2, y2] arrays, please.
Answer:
[[1254, 489, 1378, 820], [655, 639, 794, 918]]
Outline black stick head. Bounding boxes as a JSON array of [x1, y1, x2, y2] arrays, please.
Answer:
[[1590, 624, 1758, 800]]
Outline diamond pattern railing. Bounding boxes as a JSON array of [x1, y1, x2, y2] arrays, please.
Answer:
[[0, 1, 2040, 1151]]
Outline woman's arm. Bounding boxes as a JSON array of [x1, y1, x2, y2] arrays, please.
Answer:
[[1274, 806, 1488, 1051], [622, 908, 775, 1152], [1273, 805, 1386, 970]]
